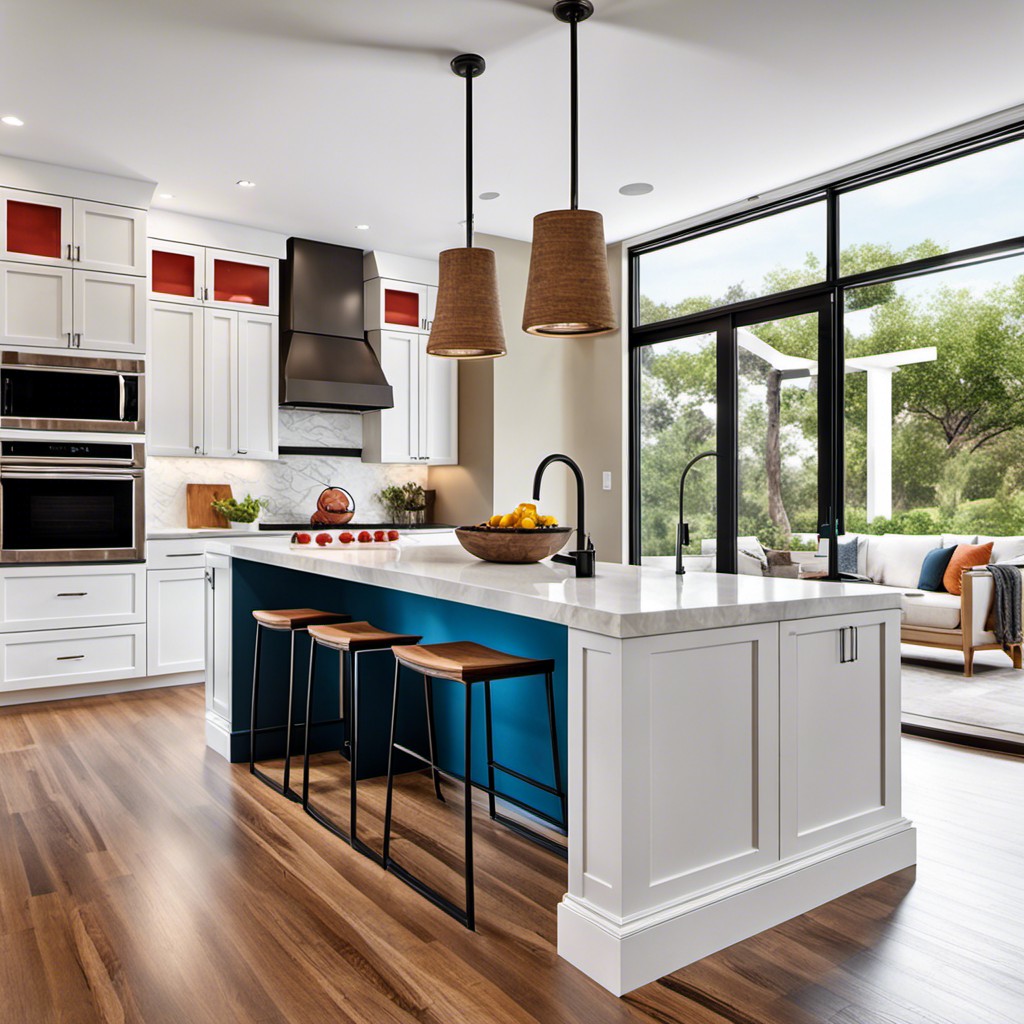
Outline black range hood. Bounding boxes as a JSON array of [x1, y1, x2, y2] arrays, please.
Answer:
[[279, 237, 393, 412]]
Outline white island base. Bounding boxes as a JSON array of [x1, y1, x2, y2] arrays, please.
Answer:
[[204, 537, 916, 996]]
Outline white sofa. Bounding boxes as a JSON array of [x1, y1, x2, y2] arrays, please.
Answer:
[[843, 533, 1024, 676]]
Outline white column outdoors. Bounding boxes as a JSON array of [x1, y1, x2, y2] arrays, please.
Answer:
[[865, 367, 894, 522]]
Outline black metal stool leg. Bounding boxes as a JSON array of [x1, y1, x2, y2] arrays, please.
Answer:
[[464, 682, 475, 931], [382, 658, 401, 866], [281, 629, 300, 800], [249, 623, 263, 774], [301, 638, 318, 808], [483, 680, 496, 820], [423, 675, 445, 804], [545, 670, 568, 830]]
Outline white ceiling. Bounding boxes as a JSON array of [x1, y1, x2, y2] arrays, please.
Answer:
[[2, 0, 1024, 257]]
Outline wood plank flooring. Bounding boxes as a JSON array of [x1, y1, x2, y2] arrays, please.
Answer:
[[1, 684, 1023, 1024]]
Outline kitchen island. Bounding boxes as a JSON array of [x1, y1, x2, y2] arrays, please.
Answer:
[[203, 534, 915, 996]]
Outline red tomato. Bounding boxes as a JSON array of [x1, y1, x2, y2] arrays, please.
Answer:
[[387, 530, 400, 542], [295, 532, 311, 544], [373, 530, 386, 542], [315, 532, 333, 545], [357, 531, 372, 543], [339, 532, 354, 544]]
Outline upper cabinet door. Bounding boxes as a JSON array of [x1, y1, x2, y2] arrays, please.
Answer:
[[72, 201, 146, 276], [72, 270, 146, 353], [0, 261, 73, 348], [376, 331, 420, 462], [205, 249, 278, 315], [365, 278, 429, 333], [424, 285, 438, 334], [148, 302, 204, 456], [421, 341, 458, 465], [149, 240, 204, 305], [0, 189, 73, 267], [236, 312, 278, 461], [203, 308, 238, 458]]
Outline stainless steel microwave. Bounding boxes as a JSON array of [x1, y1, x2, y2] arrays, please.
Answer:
[[0, 438, 145, 564], [0, 351, 144, 433]]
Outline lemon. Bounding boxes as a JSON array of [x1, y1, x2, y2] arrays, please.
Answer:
[[499, 513, 516, 528], [489, 514, 502, 527], [539, 515, 558, 527], [520, 517, 537, 529]]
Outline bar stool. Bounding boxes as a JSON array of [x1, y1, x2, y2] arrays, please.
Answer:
[[301, 621, 437, 860], [382, 641, 567, 930], [249, 608, 350, 800]]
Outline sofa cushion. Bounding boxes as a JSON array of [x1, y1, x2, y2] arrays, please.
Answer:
[[942, 534, 978, 547], [878, 534, 942, 589], [943, 542, 994, 596], [918, 544, 956, 591], [978, 535, 1024, 564], [901, 591, 962, 630]]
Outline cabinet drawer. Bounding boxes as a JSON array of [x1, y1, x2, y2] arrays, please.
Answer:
[[0, 623, 146, 692], [147, 538, 213, 568], [0, 566, 145, 632]]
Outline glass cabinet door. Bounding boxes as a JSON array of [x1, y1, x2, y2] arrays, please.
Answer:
[[205, 248, 278, 315], [149, 240, 204, 305], [0, 188, 73, 266]]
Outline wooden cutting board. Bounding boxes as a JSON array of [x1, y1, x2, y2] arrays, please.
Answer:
[[186, 484, 233, 528]]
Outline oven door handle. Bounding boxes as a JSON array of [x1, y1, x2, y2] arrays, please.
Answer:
[[0, 469, 144, 480], [119, 373, 126, 422]]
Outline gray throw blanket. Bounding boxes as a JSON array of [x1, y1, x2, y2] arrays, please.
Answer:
[[987, 564, 1023, 646]]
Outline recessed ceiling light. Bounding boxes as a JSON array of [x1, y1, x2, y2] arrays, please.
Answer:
[[158, 192, 175, 200], [618, 182, 653, 196], [1, 115, 25, 127], [236, 179, 256, 188], [479, 191, 500, 200], [355, 224, 370, 231]]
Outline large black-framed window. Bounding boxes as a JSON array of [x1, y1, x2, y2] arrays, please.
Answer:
[[628, 120, 1024, 568]]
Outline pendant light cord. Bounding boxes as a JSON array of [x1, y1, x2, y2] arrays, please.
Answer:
[[570, 17, 579, 211], [466, 70, 474, 247]]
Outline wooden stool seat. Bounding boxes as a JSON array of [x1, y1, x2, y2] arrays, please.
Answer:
[[308, 621, 421, 652], [394, 641, 554, 683], [252, 608, 351, 631]]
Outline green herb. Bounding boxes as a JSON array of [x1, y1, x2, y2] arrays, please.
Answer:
[[376, 482, 426, 519], [210, 494, 269, 523]]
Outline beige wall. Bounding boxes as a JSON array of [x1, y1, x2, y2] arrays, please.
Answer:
[[430, 234, 627, 562]]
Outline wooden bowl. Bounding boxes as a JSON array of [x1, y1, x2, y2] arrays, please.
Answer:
[[454, 525, 572, 564]]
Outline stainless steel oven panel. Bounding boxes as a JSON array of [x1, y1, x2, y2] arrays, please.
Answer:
[[0, 443, 145, 469], [0, 351, 145, 433]]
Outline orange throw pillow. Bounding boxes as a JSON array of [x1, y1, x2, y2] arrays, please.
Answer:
[[942, 542, 994, 595]]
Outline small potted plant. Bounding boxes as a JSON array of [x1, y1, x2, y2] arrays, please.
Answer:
[[377, 482, 427, 525], [210, 494, 270, 531]]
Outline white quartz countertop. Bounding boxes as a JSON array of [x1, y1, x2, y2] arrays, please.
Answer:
[[206, 535, 901, 638], [148, 527, 296, 540]]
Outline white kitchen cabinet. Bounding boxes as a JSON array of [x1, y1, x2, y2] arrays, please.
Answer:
[[236, 312, 279, 460], [363, 330, 457, 464], [365, 278, 436, 333], [0, 260, 72, 348], [204, 308, 238, 458], [0, 188, 73, 267], [148, 304, 277, 459], [204, 552, 233, 758], [148, 302, 204, 456], [147, 568, 206, 676], [72, 200, 146, 276], [149, 239, 204, 304], [779, 608, 902, 857], [72, 269, 146, 352], [205, 248, 278, 314]]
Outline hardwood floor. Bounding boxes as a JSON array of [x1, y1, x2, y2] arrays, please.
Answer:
[[2, 684, 1023, 1024]]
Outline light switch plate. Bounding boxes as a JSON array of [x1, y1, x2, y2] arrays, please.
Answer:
[[602, 471, 612, 491]]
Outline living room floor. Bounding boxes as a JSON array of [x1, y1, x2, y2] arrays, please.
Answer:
[[902, 644, 1024, 737]]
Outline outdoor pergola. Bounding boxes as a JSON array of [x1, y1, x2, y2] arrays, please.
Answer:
[[737, 328, 938, 521]]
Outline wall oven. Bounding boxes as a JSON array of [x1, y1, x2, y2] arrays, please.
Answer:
[[1, 351, 144, 433], [0, 439, 145, 564]]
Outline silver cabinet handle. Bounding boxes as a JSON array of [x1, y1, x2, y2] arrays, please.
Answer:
[[75, 244, 81, 262], [204, 286, 209, 301], [56, 592, 88, 597], [237, 449, 247, 455], [167, 552, 203, 558], [57, 654, 85, 661], [74, 333, 82, 348], [205, 568, 215, 590], [65, 331, 72, 346], [194, 445, 201, 455], [839, 625, 859, 663], [66, 243, 73, 260]]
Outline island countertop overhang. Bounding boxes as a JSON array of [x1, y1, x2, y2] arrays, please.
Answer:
[[206, 537, 901, 639]]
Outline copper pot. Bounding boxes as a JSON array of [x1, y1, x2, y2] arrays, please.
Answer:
[[310, 486, 355, 526]]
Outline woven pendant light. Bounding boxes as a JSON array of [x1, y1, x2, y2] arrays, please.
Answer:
[[427, 54, 506, 359], [522, 0, 615, 338]]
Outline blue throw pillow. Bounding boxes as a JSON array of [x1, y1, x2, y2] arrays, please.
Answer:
[[918, 545, 956, 591], [837, 536, 859, 575]]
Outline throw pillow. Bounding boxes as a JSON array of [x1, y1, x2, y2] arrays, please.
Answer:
[[837, 536, 859, 575], [943, 542, 994, 596], [918, 545, 956, 591]]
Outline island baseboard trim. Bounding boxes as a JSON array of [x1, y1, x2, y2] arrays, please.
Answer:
[[557, 824, 917, 996]]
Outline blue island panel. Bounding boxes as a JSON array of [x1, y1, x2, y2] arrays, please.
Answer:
[[230, 560, 568, 823]]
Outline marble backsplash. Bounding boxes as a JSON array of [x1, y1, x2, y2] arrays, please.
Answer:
[[146, 409, 428, 528]]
